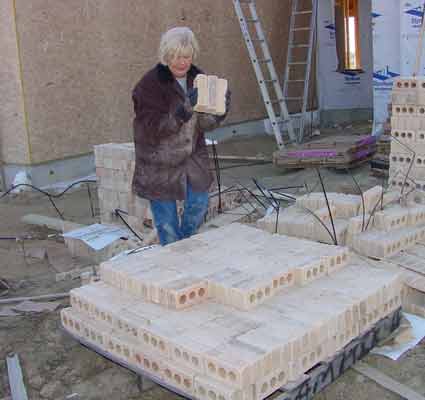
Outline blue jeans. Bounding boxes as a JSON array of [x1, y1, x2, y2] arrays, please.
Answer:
[[150, 183, 209, 246]]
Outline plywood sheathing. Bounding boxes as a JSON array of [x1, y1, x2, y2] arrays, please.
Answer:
[[0, 0, 30, 164], [6, 0, 316, 165]]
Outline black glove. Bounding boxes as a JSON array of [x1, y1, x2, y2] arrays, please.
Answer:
[[224, 89, 231, 114], [175, 103, 193, 123], [187, 87, 198, 107], [215, 90, 232, 123]]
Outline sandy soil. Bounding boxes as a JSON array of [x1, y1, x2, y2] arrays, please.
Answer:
[[1, 131, 424, 399]]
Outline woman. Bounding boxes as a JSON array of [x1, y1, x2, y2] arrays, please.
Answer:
[[131, 27, 230, 245]]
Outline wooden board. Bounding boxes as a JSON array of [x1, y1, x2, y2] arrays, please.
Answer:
[[274, 135, 377, 169]]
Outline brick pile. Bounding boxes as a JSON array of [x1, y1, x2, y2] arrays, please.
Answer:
[[61, 223, 403, 400]]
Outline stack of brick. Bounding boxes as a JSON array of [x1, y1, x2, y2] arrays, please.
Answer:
[[257, 203, 349, 245], [99, 224, 351, 310], [257, 191, 364, 245], [94, 143, 242, 234], [370, 102, 392, 178], [389, 77, 425, 196], [94, 143, 146, 232], [62, 223, 403, 400], [257, 186, 425, 260], [349, 202, 425, 259]]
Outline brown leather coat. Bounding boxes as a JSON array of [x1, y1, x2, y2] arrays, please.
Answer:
[[132, 63, 220, 200]]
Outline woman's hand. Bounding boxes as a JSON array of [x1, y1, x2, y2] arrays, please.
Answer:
[[175, 88, 199, 123]]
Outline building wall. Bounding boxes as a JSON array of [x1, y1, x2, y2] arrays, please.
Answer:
[[317, 0, 373, 123], [0, 1, 30, 165], [1, 0, 294, 167]]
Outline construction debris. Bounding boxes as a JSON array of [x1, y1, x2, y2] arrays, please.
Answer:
[[371, 312, 425, 361], [0, 308, 18, 317], [0, 292, 69, 305], [63, 223, 134, 264], [0, 278, 10, 297], [56, 266, 97, 282], [1, 300, 62, 316], [370, 134, 390, 178], [16, 246, 47, 260], [6, 353, 29, 400], [21, 214, 68, 232]]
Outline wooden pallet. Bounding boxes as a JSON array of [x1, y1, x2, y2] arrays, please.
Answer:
[[274, 135, 377, 169], [274, 150, 376, 169], [371, 168, 389, 179], [276, 307, 402, 400]]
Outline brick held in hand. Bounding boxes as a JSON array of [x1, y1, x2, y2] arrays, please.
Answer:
[[194, 74, 228, 116]]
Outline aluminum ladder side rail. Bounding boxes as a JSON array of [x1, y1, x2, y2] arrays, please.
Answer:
[[298, 0, 318, 143], [246, 1, 296, 144], [283, 0, 316, 143], [282, 0, 299, 99], [233, 0, 296, 148]]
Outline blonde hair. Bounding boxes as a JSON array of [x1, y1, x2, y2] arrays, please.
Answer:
[[159, 27, 199, 65]]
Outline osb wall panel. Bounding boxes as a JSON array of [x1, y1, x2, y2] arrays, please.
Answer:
[[0, 0, 30, 165], [14, 0, 297, 164]]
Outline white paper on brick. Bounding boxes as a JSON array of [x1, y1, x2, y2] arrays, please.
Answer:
[[63, 223, 129, 250]]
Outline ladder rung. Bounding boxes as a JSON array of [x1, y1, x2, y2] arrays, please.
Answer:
[[234, 0, 297, 146], [276, 117, 291, 124], [287, 79, 304, 83], [294, 10, 313, 15], [286, 97, 303, 100], [290, 44, 310, 48], [292, 27, 310, 31], [289, 62, 308, 65]]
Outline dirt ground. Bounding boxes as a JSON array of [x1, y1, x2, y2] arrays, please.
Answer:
[[1, 128, 425, 399]]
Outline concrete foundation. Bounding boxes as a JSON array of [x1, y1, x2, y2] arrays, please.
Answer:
[[2, 117, 271, 190], [3, 153, 95, 189], [320, 109, 373, 128]]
